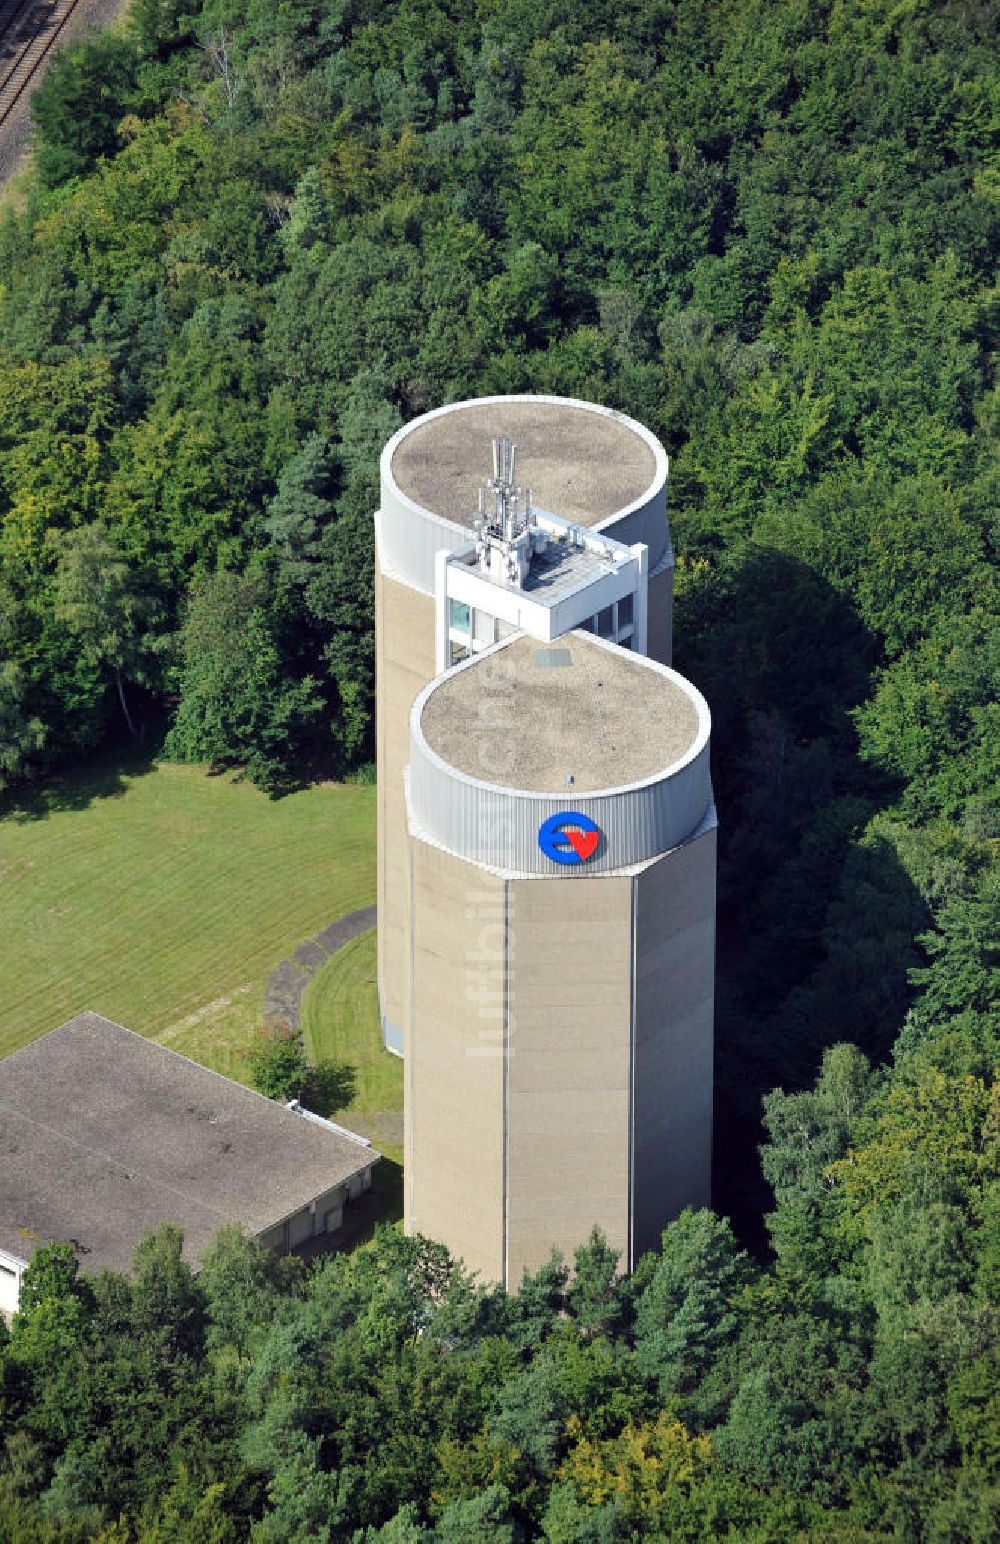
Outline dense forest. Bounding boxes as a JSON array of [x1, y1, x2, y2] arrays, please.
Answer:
[[0, 0, 997, 1537]]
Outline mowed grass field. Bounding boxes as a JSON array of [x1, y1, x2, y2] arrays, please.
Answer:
[[302, 929, 403, 1164], [0, 758, 376, 1077]]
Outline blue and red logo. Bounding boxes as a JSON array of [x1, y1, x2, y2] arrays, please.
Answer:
[[538, 811, 600, 865]]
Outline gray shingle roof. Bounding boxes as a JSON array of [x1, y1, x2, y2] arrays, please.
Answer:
[[0, 1012, 378, 1275]]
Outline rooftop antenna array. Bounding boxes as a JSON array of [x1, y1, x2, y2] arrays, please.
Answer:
[[474, 436, 535, 587], [476, 436, 532, 543]]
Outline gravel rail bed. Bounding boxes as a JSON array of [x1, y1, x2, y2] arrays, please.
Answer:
[[0, 0, 133, 187]]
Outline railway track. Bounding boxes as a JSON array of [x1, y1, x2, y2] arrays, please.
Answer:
[[0, 0, 84, 130]]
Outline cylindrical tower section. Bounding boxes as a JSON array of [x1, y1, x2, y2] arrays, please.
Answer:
[[408, 640, 710, 873], [403, 631, 715, 1284], [376, 398, 672, 1056], [380, 394, 670, 590]]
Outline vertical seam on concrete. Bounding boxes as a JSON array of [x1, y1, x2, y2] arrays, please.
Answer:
[[628, 874, 637, 1271], [502, 878, 510, 1291], [406, 834, 415, 1228], [376, 558, 386, 1028]]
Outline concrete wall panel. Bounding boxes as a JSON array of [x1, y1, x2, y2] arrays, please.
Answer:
[[505, 877, 632, 1283], [377, 565, 437, 1047], [632, 823, 716, 1260], [407, 841, 506, 1281], [646, 562, 674, 668], [287, 1207, 314, 1249]]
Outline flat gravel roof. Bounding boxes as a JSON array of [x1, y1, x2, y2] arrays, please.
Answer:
[[419, 633, 701, 793], [0, 1013, 378, 1276], [390, 400, 658, 529]]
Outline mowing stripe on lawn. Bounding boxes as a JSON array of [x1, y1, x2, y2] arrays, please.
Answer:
[[0, 760, 375, 1062]]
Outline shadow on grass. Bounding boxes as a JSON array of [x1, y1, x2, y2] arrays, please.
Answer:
[[306, 1059, 358, 1112], [366, 1157, 403, 1229], [0, 744, 159, 824]]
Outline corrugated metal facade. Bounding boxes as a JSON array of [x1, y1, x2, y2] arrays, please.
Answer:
[[407, 640, 712, 877], [377, 497, 470, 595]]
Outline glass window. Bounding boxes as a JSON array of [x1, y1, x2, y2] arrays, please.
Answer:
[[597, 606, 614, 637], [618, 593, 634, 629], [449, 598, 470, 631]]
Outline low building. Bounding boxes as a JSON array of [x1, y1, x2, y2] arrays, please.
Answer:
[[0, 1011, 379, 1320]]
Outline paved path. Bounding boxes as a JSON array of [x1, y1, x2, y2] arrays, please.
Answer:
[[263, 906, 377, 1031]]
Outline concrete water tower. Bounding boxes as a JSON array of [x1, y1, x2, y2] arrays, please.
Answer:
[[374, 396, 715, 1283]]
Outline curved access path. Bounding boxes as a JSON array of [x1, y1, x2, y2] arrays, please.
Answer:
[[264, 906, 377, 1031]]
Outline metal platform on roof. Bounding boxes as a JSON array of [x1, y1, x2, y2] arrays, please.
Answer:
[[519, 534, 618, 603]]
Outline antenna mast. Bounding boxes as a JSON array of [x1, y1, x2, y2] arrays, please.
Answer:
[[474, 436, 534, 587]]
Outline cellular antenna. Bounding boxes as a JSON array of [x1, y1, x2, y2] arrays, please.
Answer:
[[473, 436, 534, 587]]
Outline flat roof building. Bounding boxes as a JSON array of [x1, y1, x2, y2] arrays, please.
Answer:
[[0, 1012, 379, 1320], [375, 397, 716, 1285]]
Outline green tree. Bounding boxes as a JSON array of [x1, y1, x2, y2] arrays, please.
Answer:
[[566, 1229, 626, 1341], [761, 1043, 873, 1272], [0, 658, 45, 793], [128, 1222, 205, 1360], [264, 434, 336, 594], [15, 1243, 91, 1319], [52, 521, 162, 738], [250, 1030, 309, 1103], [164, 569, 326, 791], [31, 36, 140, 187], [252, 1431, 349, 1544], [634, 1211, 751, 1419], [198, 1225, 296, 1359], [129, 0, 198, 62]]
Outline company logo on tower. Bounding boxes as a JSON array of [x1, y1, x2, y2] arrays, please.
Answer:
[[538, 811, 601, 865]]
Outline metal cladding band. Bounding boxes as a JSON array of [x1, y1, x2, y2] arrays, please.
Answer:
[[379, 395, 670, 595], [407, 638, 712, 876], [375, 501, 470, 595]]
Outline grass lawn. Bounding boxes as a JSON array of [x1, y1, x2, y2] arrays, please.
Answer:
[[0, 755, 375, 1079], [301, 929, 403, 1166]]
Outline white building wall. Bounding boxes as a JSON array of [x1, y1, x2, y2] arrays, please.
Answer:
[[0, 1247, 26, 1321]]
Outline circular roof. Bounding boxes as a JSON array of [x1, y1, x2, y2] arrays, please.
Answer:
[[418, 632, 703, 795], [387, 396, 662, 531]]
